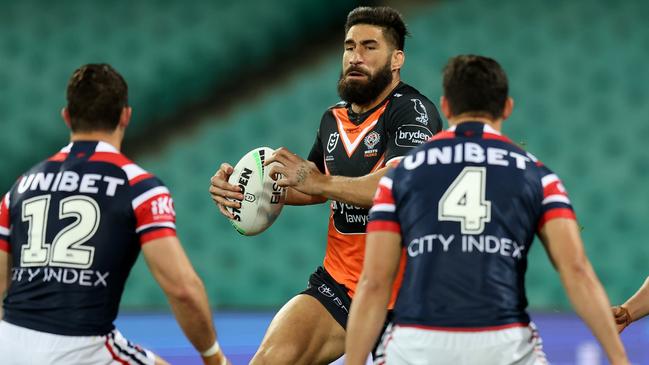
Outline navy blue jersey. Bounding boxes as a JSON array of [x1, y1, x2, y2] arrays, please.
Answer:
[[0, 141, 176, 336], [367, 122, 575, 329]]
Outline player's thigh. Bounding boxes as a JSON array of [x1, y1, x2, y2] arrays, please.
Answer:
[[251, 294, 346, 365]]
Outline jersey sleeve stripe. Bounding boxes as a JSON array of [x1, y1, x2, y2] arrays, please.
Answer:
[[541, 174, 559, 187], [542, 195, 571, 205], [132, 187, 170, 209], [0, 193, 9, 231], [135, 222, 176, 233], [129, 173, 154, 186], [367, 220, 401, 233], [0, 227, 9, 236], [537, 208, 576, 231], [122, 164, 148, 180], [369, 203, 396, 214], [379, 176, 393, 190], [140, 228, 176, 245], [0, 239, 8, 252]]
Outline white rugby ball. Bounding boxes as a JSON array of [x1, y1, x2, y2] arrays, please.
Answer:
[[227, 147, 287, 236]]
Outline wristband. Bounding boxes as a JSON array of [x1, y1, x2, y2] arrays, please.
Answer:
[[201, 341, 221, 357]]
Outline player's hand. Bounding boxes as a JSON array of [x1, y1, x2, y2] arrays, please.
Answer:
[[209, 163, 244, 219], [612, 305, 632, 333], [266, 147, 324, 196]]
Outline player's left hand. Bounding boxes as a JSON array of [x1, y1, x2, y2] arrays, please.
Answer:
[[612, 305, 632, 333], [265, 147, 324, 196]]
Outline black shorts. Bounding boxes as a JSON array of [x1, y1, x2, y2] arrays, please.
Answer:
[[300, 266, 392, 356], [300, 266, 352, 329]]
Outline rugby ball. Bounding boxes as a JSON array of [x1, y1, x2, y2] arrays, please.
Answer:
[[227, 147, 287, 236]]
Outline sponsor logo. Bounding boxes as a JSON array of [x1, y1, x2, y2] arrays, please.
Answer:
[[394, 93, 403, 98], [364, 131, 380, 149], [395, 125, 433, 147], [244, 193, 256, 202], [151, 196, 175, 216], [327, 132, 340, 153], [411, 99, 429, 125], [318, 284, 335, 297], [230, 167, 253, 221]]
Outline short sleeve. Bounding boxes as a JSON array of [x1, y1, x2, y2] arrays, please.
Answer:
[[537, 167, 576, 231], [384, 95, 442, 165], [0, 192, 10, 252], [307, 127, 325, 174], [367, 169, 401, 234], [130, 177, 177, 245]]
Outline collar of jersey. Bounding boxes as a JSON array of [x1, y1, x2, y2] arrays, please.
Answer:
[[61, 141, 119, 154]]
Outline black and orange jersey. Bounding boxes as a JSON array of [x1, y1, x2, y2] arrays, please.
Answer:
[[0, 141, 176, 336], [307, 82, 442, 303]]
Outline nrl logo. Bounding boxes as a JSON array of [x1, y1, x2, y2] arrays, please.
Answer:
[[327, 132, 340, 153], [411, 98, 429, 125], [364, 131, 380, 149]]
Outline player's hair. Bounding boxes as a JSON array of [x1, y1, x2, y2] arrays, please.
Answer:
[[442, 55, 509, 119], [345, 6, 409, 51], [66, 63, 128, 132]]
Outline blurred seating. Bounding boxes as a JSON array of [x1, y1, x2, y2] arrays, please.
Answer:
[[0, 0, 357, 189]]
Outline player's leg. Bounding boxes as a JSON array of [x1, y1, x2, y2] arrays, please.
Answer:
[[251, 294, 346, 365], [251, 267, 352, 365]]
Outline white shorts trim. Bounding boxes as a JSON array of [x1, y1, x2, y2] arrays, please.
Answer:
[[0, 321, 155, 365], [375, 322, 548, 365]]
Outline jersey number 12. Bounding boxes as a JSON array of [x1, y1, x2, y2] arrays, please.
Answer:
[[20, 194, 99, 268], [438, 167, 491, 234]]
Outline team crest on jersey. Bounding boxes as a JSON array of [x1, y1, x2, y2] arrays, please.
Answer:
[[411, 99, 429, 125], [364, 131, 380, 149], [363, 131, 380, 158], [327, 132, 340, 153]]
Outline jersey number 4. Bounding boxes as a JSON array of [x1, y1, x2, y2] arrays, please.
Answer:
[[21, 194, 99, 268], [438, 167, 491, 234]]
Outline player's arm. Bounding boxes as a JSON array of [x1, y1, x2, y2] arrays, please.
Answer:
[[0, 251, 9, 319], [539, 218, 629, 364], [266, 148, 391, 208], [0, 192, 10, 319], [612, 276, 649, 332], [209, 161, 327, 219], [143, 236, 229, 365], [345, 231, 402, 365]]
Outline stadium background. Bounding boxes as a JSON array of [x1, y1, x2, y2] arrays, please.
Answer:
[[2, 0, 648, 363]]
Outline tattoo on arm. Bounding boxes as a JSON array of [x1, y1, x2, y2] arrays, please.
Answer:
[[296, 166, 308, 184]]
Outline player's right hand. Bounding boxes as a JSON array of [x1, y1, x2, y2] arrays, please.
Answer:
[[209, 163, 244, 219], [612, 305, 632, 333]]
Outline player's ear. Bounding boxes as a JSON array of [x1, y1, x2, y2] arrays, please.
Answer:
[[61, 107, 72, 128], [440, 96, 452, 119], [119, 106, 132, 128], [391, 49, 404, 72], [502, 97, 514, 120]]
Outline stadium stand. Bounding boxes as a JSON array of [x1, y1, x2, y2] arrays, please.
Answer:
[[124, 0, 649, 309], [0, 0, 358, 190]]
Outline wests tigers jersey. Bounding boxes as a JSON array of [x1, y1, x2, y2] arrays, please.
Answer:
[[0, 141, 176, 336], [307, 82, 442, 301]]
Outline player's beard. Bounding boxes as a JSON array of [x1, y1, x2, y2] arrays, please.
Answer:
[[337, 61, 393, 106]]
